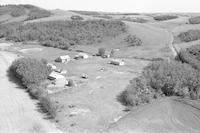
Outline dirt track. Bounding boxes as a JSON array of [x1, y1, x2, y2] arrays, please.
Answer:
[[0, 49, 62, 133]]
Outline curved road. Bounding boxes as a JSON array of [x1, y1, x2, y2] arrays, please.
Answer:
[[0, 48, 62, 133]]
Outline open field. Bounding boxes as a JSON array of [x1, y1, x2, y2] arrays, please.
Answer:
[[109, 97, 200, 133]]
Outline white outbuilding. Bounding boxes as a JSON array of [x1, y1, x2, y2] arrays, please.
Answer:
[[110, 59, 125, 66], [48, 71, 67, 87], [55, 55, 71, 63], [47, 63, 57, 70], [75, 53, 89, 59], [48, 71, 65, 80]]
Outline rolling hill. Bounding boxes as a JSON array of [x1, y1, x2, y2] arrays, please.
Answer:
[[108, 97, 200, 133]]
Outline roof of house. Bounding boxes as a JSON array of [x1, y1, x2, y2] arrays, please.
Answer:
[[59, 55, 71, 60], [48, 71, 65, 80]]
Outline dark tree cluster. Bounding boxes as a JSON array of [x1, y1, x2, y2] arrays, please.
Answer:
[[120, 17, 148, 23], [70, 15, 84, 21], [153, 15, 178, 21], [9, 57, 60, 118], [189, 16, 200, 24], [0, 4, 26, 17], [0, 20, 127, 49], [10, 58, 51, 86], [124, 34, 142, 46], [118, 60, 200, 107], [178, 30, 200, 42], [177, 44, 200, 70], [0, 4, 51, 19], [26, 7, 52, 20]]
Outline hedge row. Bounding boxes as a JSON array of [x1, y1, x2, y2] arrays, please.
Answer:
[[9, 58, 58, 118]]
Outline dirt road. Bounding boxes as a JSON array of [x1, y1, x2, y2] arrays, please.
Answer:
[[0, 49, 62, 133]]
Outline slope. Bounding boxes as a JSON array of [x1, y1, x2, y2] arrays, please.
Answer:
[[108, 97, 200, 133]]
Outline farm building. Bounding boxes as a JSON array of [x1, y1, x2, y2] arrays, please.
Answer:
[[48, 71, 67, 87], [55, 55, 71, 63], [75, 53, 89, 59], [110, 59, 125, 66], [48, 71, 65, 80], [47, 63, 57, 70]]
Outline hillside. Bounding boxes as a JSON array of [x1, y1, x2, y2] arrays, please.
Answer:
[[109, 97, 200, 133], [0, 4, 51, 24]]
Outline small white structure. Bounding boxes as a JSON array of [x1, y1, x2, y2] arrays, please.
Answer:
[[55, 55, 71, 63], [48, 71, 65, 80], [47, 63, 57, 70], [75, 53, 89, 59], [110, 59, 125, 66], [48, 71, 66, 87]]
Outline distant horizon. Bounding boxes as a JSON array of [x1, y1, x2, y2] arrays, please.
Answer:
[[1, 0, 200, 13]]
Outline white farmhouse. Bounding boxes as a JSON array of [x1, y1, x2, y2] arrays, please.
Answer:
[[55, 55, 71, 63]]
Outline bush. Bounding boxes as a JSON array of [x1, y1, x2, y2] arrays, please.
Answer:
[[98, 48, 106, 57], [124, 34, 142, 46], [118, 60, 200, 106], [26, 7, 51, 20], [39, 96, 59, 118], [0, 4, 26, 17], [120, 17, 147, 23], [10, 6, 26, 17], [189, 16, 200, 24], [153, 15, 178, 21], [178, 30, 200, 42], [118, 77, 152, 106], [93, 15, 113, 19], [0, 20, 126, 49], [10, 58, 51, 86], [177, 45, 200, 70], [71, 15, 84, 21]]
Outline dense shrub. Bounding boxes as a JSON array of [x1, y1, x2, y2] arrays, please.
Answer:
[[120, 17, 147, 23], [124, 34, 142, 46], [93, 15, 113, 19], [153, 15, 178, 21], [39, 96, 59, 118], [0, 4, 50, 19], [9, 57, 59, 118], [178, 30, 200, 42], [0, 4, 26, 17], [118, 60, 200, 106], [189, 16, 200, 24], [71, 15, 84, 21], [26, 8, 51, 20], [98, 48, 106, 56], [0, 20, 126, 49], [177, 45, 200, 70], [10, 58, 51, 86], [70, 10, 100, 16]]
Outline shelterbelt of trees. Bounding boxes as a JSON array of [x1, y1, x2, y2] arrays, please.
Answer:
[[0, 20, 127, 49], [118, 44, 200, 107]]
